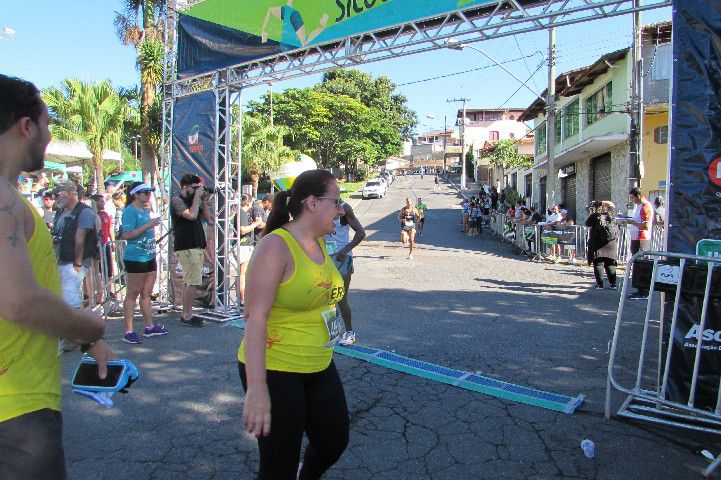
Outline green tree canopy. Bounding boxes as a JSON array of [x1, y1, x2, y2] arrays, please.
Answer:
[[248, 69, 416, 177], [43, 79, 133, 192], [239, 113, 295, 197], [488, 139, 533, 170]]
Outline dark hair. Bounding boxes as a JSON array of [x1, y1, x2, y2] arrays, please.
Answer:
[[654, 196, 664, 206], [262, 169, 335, 236], [126, 182, 143, 206], [241, 193, 252, 204], [629, 187, 643, 198], [180, 173, 202, 187], [0, 75, 43, 135], [262, 194, 274, 203], [90, 194, 104, 202], [112, 191, 124, 200]]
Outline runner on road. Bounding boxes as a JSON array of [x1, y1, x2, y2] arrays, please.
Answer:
[[415, 197, 427, 237], [325, 201, 366, 346], [398, 198, 419, 260], [434, 172, 440, 191]]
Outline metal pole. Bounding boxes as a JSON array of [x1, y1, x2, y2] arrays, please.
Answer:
[[629, 0, 643, 191], [461, 99, 467, 190], [546, 27, 557, 209], [443, 115, 447, 172], [269, 82, 274, 128]]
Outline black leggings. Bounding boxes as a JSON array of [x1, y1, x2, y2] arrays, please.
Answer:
[[593, 257, 617, 287], [238, 362, 349, 480]]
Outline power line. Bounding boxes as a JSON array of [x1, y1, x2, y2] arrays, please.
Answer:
[[396, 52, 541, 87], [498, 59, 547, 109]]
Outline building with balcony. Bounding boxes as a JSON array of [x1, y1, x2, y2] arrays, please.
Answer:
[[519, 23, 671, 222], [520, 49, 632, 222]]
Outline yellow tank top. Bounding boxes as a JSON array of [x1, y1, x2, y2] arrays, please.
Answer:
[[0, 198, 62, 422], [238, 228, 345, 373]]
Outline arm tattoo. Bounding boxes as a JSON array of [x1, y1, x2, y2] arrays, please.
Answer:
[[0, 195, 21, 248]]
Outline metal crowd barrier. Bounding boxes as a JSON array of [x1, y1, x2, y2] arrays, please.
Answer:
[[478, 212, 666, 268], [606, 251, 721, 477]]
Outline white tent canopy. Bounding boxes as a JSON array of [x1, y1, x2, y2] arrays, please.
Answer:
[[45, 140, 121, 165]]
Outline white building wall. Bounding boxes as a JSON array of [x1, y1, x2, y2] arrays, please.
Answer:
[[464, 119, 530, 155]]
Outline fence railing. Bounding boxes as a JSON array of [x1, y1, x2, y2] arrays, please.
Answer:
[[485, 212, 665, 265], [606, 251, 721, 476]]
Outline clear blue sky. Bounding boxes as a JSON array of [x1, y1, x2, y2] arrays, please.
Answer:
[[3, 1, 671, 133]]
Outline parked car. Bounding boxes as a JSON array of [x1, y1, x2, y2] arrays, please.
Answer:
[[362, 180, 386, 199]]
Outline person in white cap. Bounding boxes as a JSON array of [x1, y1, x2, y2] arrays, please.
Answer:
[[120, 182, 168, 344]]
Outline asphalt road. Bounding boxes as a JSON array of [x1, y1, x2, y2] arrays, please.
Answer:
[[60, 174, 716, 479]]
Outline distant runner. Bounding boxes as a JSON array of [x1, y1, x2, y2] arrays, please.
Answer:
[[398, 198, 419, 260], [325, 202, 366, 346], [415, 197, 427, 237]]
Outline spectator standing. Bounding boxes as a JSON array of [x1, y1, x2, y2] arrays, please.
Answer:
[[52, 181, 100, 308], [585, 201, 618, 289], [325, 201, 366, 346], [624, 187, 654, 299], [120, 182, 168, 344], [112, 192, 124, 237], [253, 194, 273, 240], [235, 194, 261, 308], [653, 196, 665, 226], [171, 174, 211, 327], [0, 74, 115, 480], [92, 193, 115, 287], [38, 190, 55, 228]]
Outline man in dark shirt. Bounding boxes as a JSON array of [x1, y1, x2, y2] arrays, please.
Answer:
[[170, 174, 211, 327], [252, 194, 273, 240]]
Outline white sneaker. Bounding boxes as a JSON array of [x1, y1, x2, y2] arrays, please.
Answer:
[[408, 253, 413, 260], [339, 331, 356, 346]]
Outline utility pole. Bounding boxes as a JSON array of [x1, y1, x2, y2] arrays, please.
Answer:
[[443, 115, 447, 172], [629, 0, 642, 192], [546, 27, 557, 211], [448, 98, 470, 191]]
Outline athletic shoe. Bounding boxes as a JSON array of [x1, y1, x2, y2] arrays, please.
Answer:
[[609, 284, 617, 290], [629, 292, 648, 300], [143, 323, 169, 337], [593, 284, 604, 290], [339, 331, 356, 346], [181, 316, 204, 328], [123, 331, 142, 344], [408, 253, 413, 260]]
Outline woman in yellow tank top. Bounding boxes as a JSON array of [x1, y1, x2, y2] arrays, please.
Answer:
[[239, 169, 348, 479]]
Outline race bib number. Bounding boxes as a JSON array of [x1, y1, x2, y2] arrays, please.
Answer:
[[321, 307, 344, 348], [404, 219, 414, 227], [325, 240, 337, 255]]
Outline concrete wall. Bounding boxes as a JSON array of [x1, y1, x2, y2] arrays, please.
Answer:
[[640, 110, 669, 197], [611, 140, 632, 215]]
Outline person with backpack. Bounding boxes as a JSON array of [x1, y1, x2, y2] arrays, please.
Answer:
[[585, 200, 618, 289]]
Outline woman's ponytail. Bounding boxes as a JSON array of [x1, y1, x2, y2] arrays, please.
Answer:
[[262, 190, 292, 236]]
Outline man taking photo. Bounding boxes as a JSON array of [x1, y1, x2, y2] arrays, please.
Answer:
[[171, 174, 211, 327], [0, 74, 116, 480]]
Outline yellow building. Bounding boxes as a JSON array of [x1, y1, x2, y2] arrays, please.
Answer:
[[640, 108, 669, 201]]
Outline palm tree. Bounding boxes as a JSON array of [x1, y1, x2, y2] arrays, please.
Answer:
[[241, 114, 295, 197], [43, 79, 132, 193], [115, 0, 165, 184]]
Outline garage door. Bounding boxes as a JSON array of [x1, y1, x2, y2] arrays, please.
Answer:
[[592, 153, 612, 202], [561, 174, 577, 221]]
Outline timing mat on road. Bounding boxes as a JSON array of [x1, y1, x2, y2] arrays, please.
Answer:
[[227, 320, 584, 413]]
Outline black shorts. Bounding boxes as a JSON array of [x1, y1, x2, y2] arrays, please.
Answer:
[[124, 258, 157, 274], [419, 218, 425, 225], [0, 409, 67, 480]]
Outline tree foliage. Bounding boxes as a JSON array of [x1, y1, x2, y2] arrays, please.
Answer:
[[488, 139, 533, 170], [115, 0, 165, 183], [239, 114, 295, 197], [43, 79, 133, 192], [248, 69, 416, 177]]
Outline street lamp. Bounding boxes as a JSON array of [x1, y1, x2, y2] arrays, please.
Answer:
[[444, 38, 545, 103]]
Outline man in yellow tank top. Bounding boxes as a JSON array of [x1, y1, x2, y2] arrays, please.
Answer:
[[0, 75, 117, 480]]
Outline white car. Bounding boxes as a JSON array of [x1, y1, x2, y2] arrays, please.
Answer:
[[362, 180, 386, 199]]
